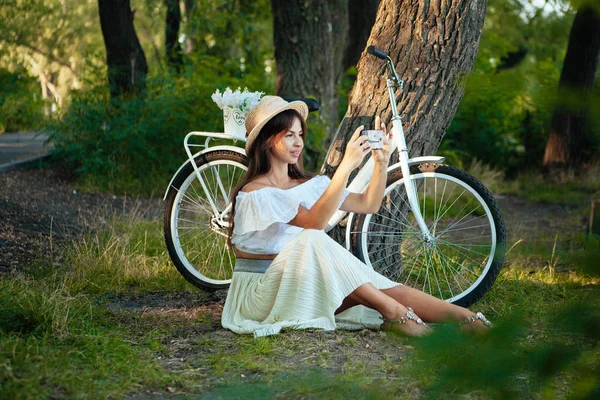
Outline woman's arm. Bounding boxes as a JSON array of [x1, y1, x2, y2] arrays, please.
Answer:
[[289, 126, 371, 230], [340, 116, 393, 214]]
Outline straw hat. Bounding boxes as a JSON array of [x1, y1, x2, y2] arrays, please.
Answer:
[[244, 96, 309, 153]]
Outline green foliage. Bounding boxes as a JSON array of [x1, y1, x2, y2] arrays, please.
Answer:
[[441, 0, 596, 172], [183, 0, 273, 79], [48, 60, 273, 194], [0, 0, 106, 111], [0, 68, 44, 133], [415, 301, 600, 399]]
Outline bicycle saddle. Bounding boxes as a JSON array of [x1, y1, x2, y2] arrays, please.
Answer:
[[282, 97, 320, 113]]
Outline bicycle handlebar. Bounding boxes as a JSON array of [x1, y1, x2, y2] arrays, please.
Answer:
[[367, 45, 403, 91], [367, 45, 388, 60]]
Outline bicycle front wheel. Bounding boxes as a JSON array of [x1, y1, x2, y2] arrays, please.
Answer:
[[353, 163, 506, 307], [164, 150, 247, 291]]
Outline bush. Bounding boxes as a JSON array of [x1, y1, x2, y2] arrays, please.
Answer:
[[49, 62, 276, 195], [0, 68, 45, 133]]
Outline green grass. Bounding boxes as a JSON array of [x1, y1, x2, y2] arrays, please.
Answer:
[[0, 276, 175, 398], [2, 178, 600, 398], [496, 165, 600, 204]]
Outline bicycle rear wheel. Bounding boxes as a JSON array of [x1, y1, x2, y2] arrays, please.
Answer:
[[164, 150, 247, 291], [353, 163, 506, 307]]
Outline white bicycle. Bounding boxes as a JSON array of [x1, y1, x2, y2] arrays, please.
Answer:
[[163, 46, 506, 307]]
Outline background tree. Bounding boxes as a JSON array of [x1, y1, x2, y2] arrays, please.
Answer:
[[271, 0, 379, 138], [271, 0, 341, 133], [344, 0, 380, 69], [543, 1, 600, 170], [98, 0, 148, 98], [165, 0, 183, 71], [439, 0, 576, 173]]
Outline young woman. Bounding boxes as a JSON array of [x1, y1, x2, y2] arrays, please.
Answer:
[[222, 96, 492, 338]]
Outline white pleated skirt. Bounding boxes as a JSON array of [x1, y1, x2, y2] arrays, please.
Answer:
[[221, 229, 401, 337]]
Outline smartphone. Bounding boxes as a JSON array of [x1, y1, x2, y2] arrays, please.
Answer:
[[361, 129, 384, 149]]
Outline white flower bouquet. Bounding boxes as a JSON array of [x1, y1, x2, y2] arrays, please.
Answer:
[[211, 87, 263, 139]]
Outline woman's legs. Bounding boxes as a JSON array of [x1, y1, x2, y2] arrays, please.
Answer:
[[336, 283, 489, 334], [336, 282, 429, 336], [380, 285, 488, 330]]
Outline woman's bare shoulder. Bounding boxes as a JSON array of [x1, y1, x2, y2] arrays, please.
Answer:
[[241, 179, 270, 193], [241, 175, 314, 193]]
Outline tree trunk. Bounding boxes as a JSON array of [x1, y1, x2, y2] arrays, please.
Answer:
[[330, 0, 350, 87], [98, 0, 148, 98], [344, 0, 379, 70], [271, 0, 346, 135], [165, 0, 183, 72], [543, 4, 600, 169], [272, 0, 379, 139], [322, 0, 487, 242]]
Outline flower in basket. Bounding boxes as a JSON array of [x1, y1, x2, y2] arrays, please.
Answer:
[[211, 87, 263, 126]]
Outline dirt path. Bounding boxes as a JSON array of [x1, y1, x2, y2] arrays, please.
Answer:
[[0, 166, 161, 270]]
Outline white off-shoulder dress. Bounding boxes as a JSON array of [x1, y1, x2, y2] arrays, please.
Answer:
[[221, 175, 400, 337]]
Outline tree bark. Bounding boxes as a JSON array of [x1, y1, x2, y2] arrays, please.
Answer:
[[272, 0, 379, 138], [98, 0, 148, 98], [322, 0, 487, 242], [330, 0, 350, 87], [543, 4, 600, 169], [272, 0, 341, 133], [165, 0, 183, 72], [344, 0, 379, 70]]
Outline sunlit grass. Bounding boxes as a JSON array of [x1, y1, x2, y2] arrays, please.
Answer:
[[57, 212, 191, 295]]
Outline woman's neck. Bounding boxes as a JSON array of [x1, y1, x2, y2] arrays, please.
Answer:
[[266, 159, 292, 186]]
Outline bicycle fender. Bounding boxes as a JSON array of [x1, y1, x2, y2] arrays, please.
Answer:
[[163, 145, 247, 200], [386, 156, 445, 173]]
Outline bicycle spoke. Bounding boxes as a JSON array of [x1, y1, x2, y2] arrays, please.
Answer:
[[440, 219, 489, 235], [436, 238, 491, 258], [435, 242, 489, 273], [399, 247, 426, 284], [436, 203, 485, 237], [373, 210, 413, 231], [433, 245, 483, 278], [167, 155, 248, 285]]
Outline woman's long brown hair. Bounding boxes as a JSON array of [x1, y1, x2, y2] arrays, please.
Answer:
[[227, 109, 313, 247]]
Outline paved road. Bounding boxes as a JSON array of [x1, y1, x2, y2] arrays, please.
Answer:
[[0, 131, 52, 171]]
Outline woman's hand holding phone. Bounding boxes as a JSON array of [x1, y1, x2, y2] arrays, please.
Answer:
[[340, 125, 372, 172], [371, 116, 393, 165]]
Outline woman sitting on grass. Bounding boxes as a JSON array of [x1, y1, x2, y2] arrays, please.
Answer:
[[222, 96, 492, 338]]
